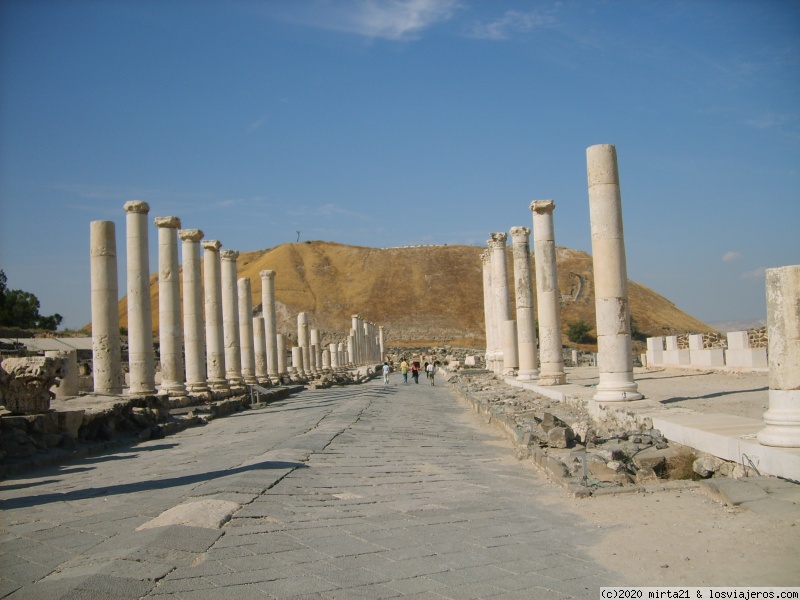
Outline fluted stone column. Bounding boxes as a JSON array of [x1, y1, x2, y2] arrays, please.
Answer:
[[531, 200, 567, 385], [481, 249, 496, 370], [203, 240, 229, 396], [503, 320, 519, 374], [238, 278, 257, 385], [253, 316, 269, 384], [179, 229, 208, 396], [276, 334, 287, 378], [510, 226, 539, 380], [155, 216, 185, 396], [758, 265, 800, 447], [586, 144, 642, 401], [489, 233, 511, 374], [220, 250, 245, 392], [259, 270, 279, 383], [124, 200, 156, 396], [90, 220, 123, 394]]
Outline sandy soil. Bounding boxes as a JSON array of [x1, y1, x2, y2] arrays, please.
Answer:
[[457, 366, 800, 587]]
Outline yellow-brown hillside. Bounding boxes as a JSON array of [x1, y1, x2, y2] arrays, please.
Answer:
[[117, 241, 712, 350]]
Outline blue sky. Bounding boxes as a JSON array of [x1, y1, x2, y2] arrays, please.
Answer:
[[1, 0, 798, 331]]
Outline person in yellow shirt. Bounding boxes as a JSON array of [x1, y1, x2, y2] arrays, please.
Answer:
[[400, 359, 409, 384]]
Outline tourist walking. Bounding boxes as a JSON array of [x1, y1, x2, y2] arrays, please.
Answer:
[[411, 362, 420, 384], [382, 362, 390, 385], [426, 361, 435, 385], [400, 359, 409, 384]]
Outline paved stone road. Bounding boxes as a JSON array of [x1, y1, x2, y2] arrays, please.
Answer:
[[1, 376, 619, 599]]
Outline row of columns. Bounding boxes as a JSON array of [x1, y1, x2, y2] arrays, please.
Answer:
[[482, 144, 639, 401], [91, 201, 384, 399]]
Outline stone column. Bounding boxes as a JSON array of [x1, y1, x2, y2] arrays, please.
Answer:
[[379, 326, 386, 361], [203, 240, 229, 396], [47, 350, 78, 398], [510, 226, 539, 380], [276, 333, 287, 378], [253, 316, 269, 384], [310, 329, 321, 373], [259, 270, 280, 383], [531, 200, 567, 385], [338, 342, 345, 368], [238, 278, 257, 385], [503, 320, 519, 374], [758, 265, 800, 447], [586, 144, 642, 401], [124, 200, 156, 396], [179, 229, 209, 396], [347, 334, 355, 367], [480, 249, 496, 370], [297, 312, 310, 376], [330, 342, 339, 369], [220, 250, 244, 392], [322, 349, 331, 371], [351, 315, 362, 365], [155, 216, 186, 397], [90, 220, 123, 394], [488, 233, 511, 374], [291, 346, 304, 378]]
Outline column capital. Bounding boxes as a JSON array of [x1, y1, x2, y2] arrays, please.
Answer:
[[154, 216, 181, 229], [202, 239, 222, 252], [480, 249, 491, 264], [259, 269, 275, 280], [220, 249, 239, 261], [509, 226, 531, 241], [487, 232, 507, 249], [124, 200, 150, 214], [530, 199, 556, 215], [179, 228, 204, 242]]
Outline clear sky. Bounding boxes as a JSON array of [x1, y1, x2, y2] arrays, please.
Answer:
[[1, 0, 798, 331]]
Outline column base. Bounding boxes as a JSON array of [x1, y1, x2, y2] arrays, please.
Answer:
[[516, 369, 540, 381], [128, 385, 158, 397], [758, 390, 800, 447], [243, 375, 259, 385], [537, 373, 566, 386], [160, 382, 188, 397], [207, 378, 231, 398]]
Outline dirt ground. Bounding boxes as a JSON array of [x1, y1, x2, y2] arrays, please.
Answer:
[[456, 366, 800, 587]]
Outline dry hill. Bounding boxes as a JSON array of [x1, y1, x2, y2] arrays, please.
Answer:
[[116, 241, 711, 351]]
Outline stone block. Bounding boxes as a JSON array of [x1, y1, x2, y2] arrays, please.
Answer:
[[690, 348, 725, 367], [1, 356, 61, 414], [662, 349, 691, 365], [727, 331, 750, 350], [725, 348, 767, 368]]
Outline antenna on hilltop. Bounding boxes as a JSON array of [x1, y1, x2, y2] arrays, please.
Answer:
[[296, 230, 301, 242]]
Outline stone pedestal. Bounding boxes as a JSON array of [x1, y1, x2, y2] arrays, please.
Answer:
[[203, 240, 229, 396], [725, 331, 768, 368], [662, 336, 691, 365], [155, 216, 186, 397], [586, 145, 641, 401], [530, 200, 566, 385], [488, 233, 511, 375], [646, 336, 664, 367], [253, 316, 269, 384], [45, 350, 79, 398], [688, 334, 725, 367], [179, 229, 209, 396], [221, 250, 245, 392], [260, 271, 280, 383], [758, 265, 800, 447], [510, 226, 539, 380], [124, 201, 157, 396], [90, 220, 123, 394], [238, 278, 258, 385]]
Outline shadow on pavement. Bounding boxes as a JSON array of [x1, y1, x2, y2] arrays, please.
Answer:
[[659, 386, 768, 405]]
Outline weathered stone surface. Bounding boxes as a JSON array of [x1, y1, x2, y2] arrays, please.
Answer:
[[693, 454, 725, 478], [546, 425, 574, 448], [0, 356, 62, 414]]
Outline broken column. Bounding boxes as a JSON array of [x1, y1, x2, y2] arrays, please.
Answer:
[[586, 145, 641, 401], [330, 342, 339, 369], [220, 250, 245, 392], [530, 200, 566, 385], [276, 333, 287, 379], [510, 226, 539, 380], [758, 265, 800, 447], [46, 350, 78, 398], [203, 240, 229, 396], [488, 233, 511, 374], [238, 278, 257, 385], [155, 216, 186, 397], [259, 270, 280, 383], [124, 200, 156, 396], [90, 220, 123, 394], [179, 228, 209, 396]]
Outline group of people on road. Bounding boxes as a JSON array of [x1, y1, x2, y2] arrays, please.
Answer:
[[382, 358, 437, 386]]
